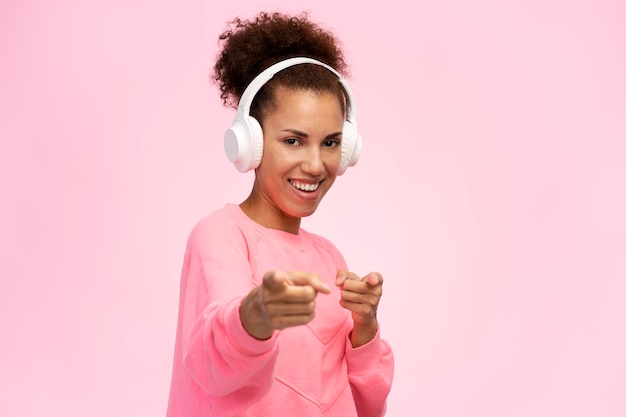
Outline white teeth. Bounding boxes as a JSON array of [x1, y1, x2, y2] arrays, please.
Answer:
[[290, 181, 320, 192]]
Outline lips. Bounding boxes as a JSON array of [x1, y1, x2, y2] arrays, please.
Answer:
[[288, 180, 321, 192]]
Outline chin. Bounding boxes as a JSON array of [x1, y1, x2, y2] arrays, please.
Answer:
[[299, 209, 317, 218], [287, 203, 321, 219]]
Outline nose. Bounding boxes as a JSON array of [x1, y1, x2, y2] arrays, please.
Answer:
[[302, 146, 323, 175]]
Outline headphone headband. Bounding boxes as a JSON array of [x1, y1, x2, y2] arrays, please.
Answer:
[[237, 57, 357, 123]]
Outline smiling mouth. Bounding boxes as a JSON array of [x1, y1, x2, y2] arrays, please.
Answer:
[[289, 180, 321, 192]]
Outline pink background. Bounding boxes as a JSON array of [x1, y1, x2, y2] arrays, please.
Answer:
[[1, 1, 625, 416]]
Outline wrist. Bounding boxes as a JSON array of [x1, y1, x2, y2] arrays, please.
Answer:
[[240, 287, 274, 340], [351, 318, 378, 347]]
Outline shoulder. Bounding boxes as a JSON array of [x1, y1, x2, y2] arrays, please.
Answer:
[[189, 204, 236, 234]]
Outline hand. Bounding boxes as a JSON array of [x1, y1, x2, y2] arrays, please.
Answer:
[[240, 270, 331, 340], [336, 270, 384, 346]]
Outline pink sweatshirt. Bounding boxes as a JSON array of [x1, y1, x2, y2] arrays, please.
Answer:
[[166, 204, 394, 417]]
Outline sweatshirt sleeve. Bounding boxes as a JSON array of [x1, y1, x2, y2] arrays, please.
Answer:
[[322, 235, 395, 417], [345, 326, 394, 417], [178, 216, 279, 406]]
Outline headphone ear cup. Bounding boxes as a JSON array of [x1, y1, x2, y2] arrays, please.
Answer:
[[247, 116, 264, 170], [338, 120, 361, 175], [223, 115, 264, 173]]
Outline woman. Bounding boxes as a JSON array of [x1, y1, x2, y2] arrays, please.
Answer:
[[167, 11, 394, 417]]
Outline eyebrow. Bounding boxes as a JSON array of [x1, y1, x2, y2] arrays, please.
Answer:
[[282, 129, 343, 139]]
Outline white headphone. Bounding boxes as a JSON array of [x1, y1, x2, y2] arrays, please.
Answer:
[[223, 57, 362, 175]]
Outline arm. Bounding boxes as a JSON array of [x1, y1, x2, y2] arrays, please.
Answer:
[[337, 270, 394, 417], [178, 218, 278, 401], [178, 219, 332, 406], [346, 330, 394, 417]]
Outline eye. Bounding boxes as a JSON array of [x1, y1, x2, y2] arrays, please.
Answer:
[[284, 138, 300, 145], [323, 139, 341, 147]]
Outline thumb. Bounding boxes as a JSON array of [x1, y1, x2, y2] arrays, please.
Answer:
[[262, 270, 291, 290], [335, 269, 348, 287]]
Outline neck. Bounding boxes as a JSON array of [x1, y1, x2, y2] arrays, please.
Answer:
[[240, 195, 301, 235]]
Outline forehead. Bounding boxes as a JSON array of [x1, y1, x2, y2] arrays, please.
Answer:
[[265, 87, 344, 124], [256, 79, 346, 115]]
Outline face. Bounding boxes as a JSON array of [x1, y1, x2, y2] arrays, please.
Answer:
[[243, 86, 344, 233]]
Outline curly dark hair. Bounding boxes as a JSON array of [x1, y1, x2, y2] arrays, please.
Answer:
[[212, 11, 349, 122]]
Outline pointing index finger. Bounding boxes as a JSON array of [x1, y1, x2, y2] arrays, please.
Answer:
[[363, 272, 382, 286], [287, 270, 331, 294], [263, 270, 331, 294]]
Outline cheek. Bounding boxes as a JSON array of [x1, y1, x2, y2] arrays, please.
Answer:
[[326, 152, 342, 174], [258, 146, 288, 172]]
